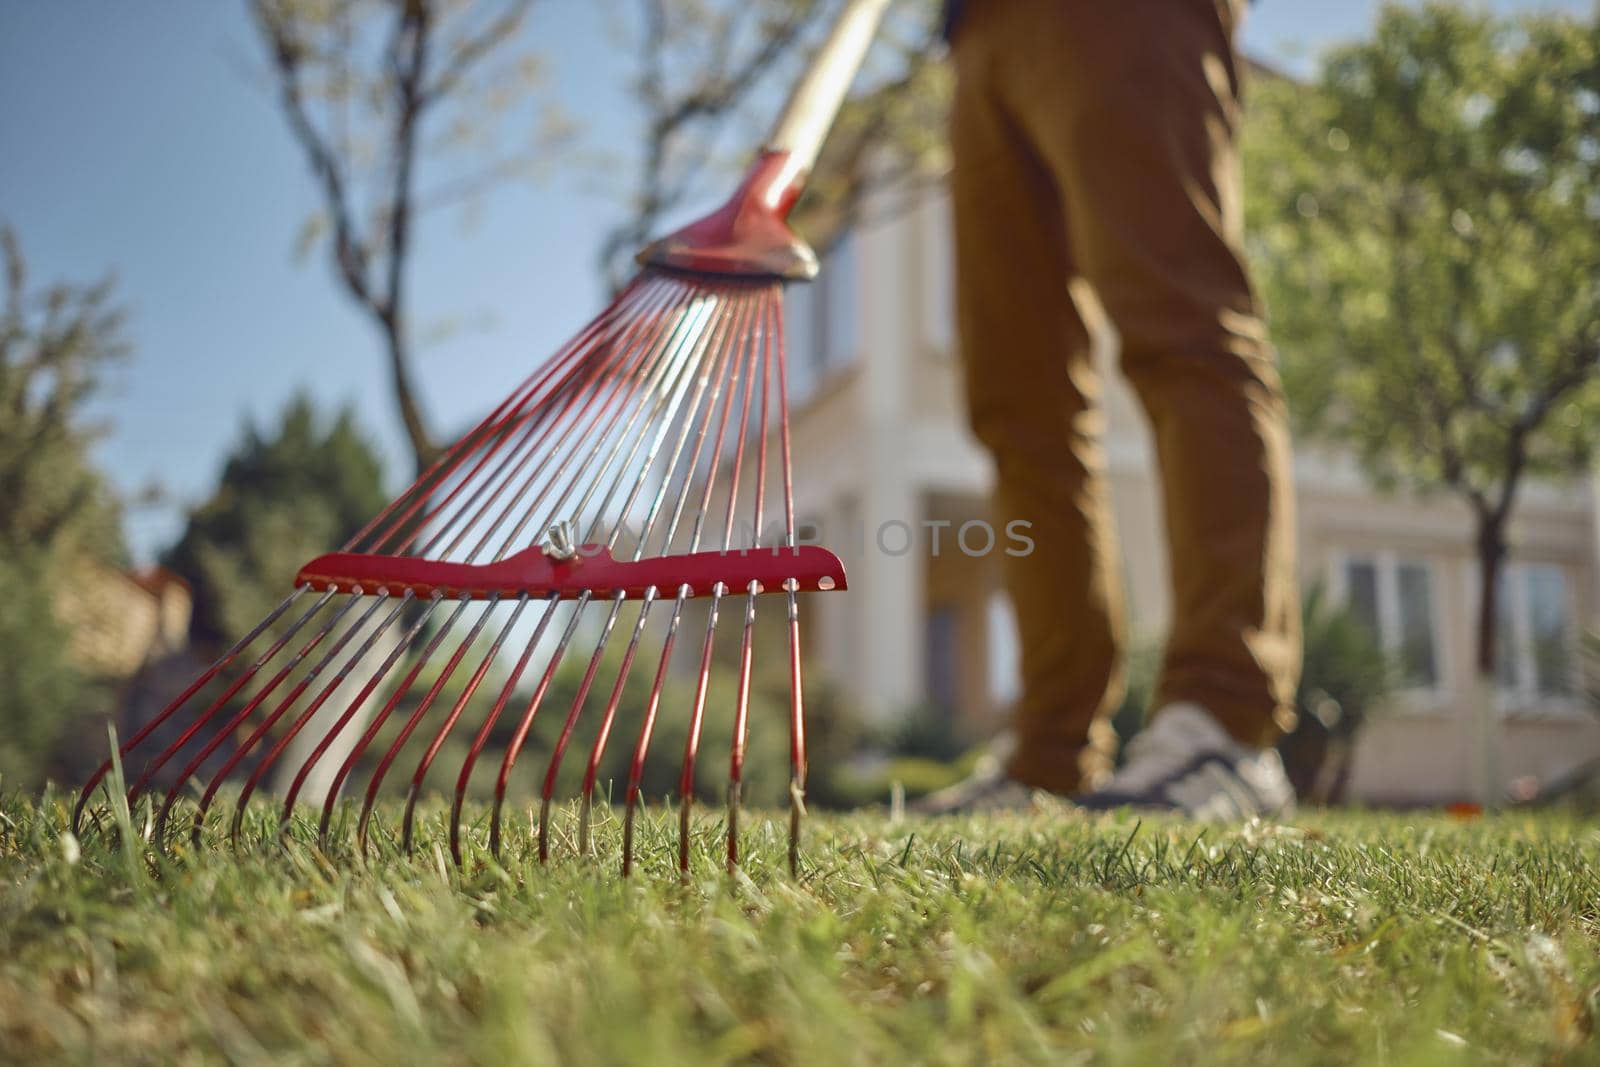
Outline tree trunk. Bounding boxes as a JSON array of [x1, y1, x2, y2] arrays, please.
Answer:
[[1470, 516, 1507, 808], [382, 319, 439, 477]]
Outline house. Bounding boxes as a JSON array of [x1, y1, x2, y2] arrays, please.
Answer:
[[780, 186, 1600, 806], [45, 562, 195, 779], [53, 562, 192, 681]]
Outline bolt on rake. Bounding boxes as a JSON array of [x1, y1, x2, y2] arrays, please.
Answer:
[[74, 0, 893, 876]]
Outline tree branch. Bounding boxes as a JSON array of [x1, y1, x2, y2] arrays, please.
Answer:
[[251, 0, 543, 474], [423, 0, 536, 107], [251, 0, 377, 313]]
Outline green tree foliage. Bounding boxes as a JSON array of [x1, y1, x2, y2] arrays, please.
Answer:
[[1243, 5, 1600, 677], [1277, 586, 1395, 803], [0, 226, 128, 787], [165, 394, 387, 647], [0, 555, 85, 788], [0, 227, 126, 564]]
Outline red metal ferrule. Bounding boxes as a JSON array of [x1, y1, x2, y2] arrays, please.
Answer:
[[295, 544, 847, 601], [635, 149, 818, 281]]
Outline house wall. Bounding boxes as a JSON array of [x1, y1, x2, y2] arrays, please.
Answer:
[[54, 563, 193, 680]]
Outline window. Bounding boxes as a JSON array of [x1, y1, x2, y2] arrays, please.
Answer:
[[1336, 553, 1442, 690], [1395, 562, 1439, 686], [783, 279, 819, 401], [1494, 563, 1574, 700], [922, 201, 955, 354], [819, 232, 859, 369], [925, 606, 960, 712], [986, 593, 1021, 709], [784, 234, 859, 403], [1345, 559, 1380, 636]]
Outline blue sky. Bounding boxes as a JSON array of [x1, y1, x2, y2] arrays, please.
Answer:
[[1, 0, 1591, 563]]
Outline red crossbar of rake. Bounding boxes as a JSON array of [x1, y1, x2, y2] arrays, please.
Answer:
[[74, 0, 895, 876]]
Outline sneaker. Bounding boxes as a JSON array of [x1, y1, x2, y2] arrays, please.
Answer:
[[910, 735, 1058, 815], [1077, 702, 1295, 821]]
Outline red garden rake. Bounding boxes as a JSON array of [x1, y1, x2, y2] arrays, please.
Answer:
[[74, 0, 893, 875]]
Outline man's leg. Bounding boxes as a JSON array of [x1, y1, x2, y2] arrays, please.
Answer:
[[949, 4, 1125, 794], [993, 0, 1301, 745]]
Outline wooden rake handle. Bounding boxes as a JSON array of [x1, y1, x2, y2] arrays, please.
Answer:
[[766, 0, 895, 181]]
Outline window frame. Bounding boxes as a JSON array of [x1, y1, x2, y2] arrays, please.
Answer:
[[985, 591, 1021, 711], [1466, 560, 1586, 718], [817, 230, 861, 373], [1329, 548, 1450, 710], [919, 196, 956, 359]]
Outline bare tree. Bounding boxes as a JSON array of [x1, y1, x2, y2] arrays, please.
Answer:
[[598, 0, 948, 290], [250, 0, 558, 474]]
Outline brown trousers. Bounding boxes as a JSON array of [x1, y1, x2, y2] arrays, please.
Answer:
[[950, 0, 1301, 793]]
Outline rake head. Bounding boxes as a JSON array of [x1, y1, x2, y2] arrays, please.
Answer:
[[74, 189, 846, 873]]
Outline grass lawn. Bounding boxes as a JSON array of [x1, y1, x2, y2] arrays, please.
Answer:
[[2, 791, 1597, 1065]]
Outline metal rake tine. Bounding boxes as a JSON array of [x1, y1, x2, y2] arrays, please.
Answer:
[[712, 291, 768, 550], [560, 289, 758, 870], [493, 288, 723, 565], [120, 588, 335, 827], [622, 591, 686, 877], [710, 290, 771, 871], [618, 297, 766, 875], [459, 280, 704, 563], [574, 287, 756, 548], [633, 294, 764, 559], [535, 296, 755, 861], [370, 277, 672, 557], [579, 591, 657, 855], [315, 594, 463, 844], [72, 587, 307, 835], [619, 291, 761, 565], [428, 281, 689, 562], [426, 279, 684, 559], [279, 593, 438, 829], [345, 298, 601, 554], [562, 301, 756, 853], [726, 583, 760, 872], [784, 583, 808, 876], [537, 591, 627, 863], [231, 590, 416, 843], [750, 294, 775, 543], [770, 290, 810, 876], [739, 294, 777, 876], [564, 300, 758, 856], [664, 287, 767, 873], [189, 591, 390, 847], [671, 299, 759, 558], [355, 595, 501, 853], [448, 593, 562, 865], [489, 592, 591, 858], [151, 590, 354, 845], [727, 295, 778, 869], [677, 583, 725, 876], [401, 594, 532, 853], [627, 287, 758, 870]]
